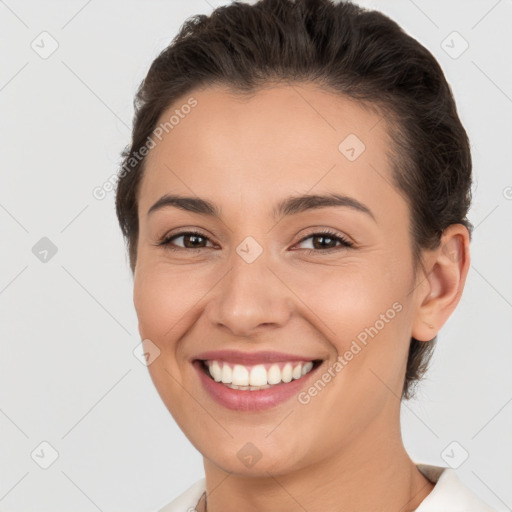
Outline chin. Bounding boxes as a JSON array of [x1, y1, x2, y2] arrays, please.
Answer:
[[200, 437, 311, 477]]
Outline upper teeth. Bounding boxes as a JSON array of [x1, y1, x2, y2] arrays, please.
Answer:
[[205, 360, 314, 387]]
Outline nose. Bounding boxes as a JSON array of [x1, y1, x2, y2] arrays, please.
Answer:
[[205, 249, 293, 338]]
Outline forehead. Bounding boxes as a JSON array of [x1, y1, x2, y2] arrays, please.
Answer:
[[138, 83, 403, 219]]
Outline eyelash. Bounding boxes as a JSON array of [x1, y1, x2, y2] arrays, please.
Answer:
[[156, 229, 354, 255]]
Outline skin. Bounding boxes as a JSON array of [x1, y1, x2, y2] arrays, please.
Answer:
[[132, 83, 470, 512]]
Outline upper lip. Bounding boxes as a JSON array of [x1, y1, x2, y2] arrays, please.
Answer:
[[193, 350, 321, 365]]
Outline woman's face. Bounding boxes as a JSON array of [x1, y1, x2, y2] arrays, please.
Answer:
[[133, 83, 427, 475]]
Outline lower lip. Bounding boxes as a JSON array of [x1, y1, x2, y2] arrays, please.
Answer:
[[193, 360, 321, 412]]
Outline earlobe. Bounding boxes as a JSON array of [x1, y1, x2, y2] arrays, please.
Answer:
[[411, 224, 471, 342]]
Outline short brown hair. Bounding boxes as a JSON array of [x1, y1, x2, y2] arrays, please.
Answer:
[[115, 0, 473, 400]]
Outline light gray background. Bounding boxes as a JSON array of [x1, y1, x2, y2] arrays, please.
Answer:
[[1, 0, 511, 511]]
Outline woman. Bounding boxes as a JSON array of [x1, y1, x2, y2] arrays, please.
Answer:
[[115, 0, 496, 510]]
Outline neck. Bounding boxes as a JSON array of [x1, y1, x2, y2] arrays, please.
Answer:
[[198, 414, 434, 512]]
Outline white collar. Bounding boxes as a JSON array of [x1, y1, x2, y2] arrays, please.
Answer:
[[414, 463, 496, 511]]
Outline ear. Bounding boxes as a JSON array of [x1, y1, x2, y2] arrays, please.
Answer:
[[411, 224, 471, 342]]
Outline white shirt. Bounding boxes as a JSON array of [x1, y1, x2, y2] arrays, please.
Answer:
[[157, 463, 497, 512]]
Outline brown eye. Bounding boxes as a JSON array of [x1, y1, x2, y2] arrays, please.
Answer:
[[294, 230, 354, 253], [158, 231, 213, 251]]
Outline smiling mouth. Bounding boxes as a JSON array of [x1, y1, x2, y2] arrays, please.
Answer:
[[197, 359, 323, 391]]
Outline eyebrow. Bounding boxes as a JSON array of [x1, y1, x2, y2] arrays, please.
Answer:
[[147, 193, 376, 222]]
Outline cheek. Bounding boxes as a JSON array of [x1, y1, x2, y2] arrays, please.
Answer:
[[293, 259, 411, 385], [285, 258, 404, 333], [133, 265, 199, 347]]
